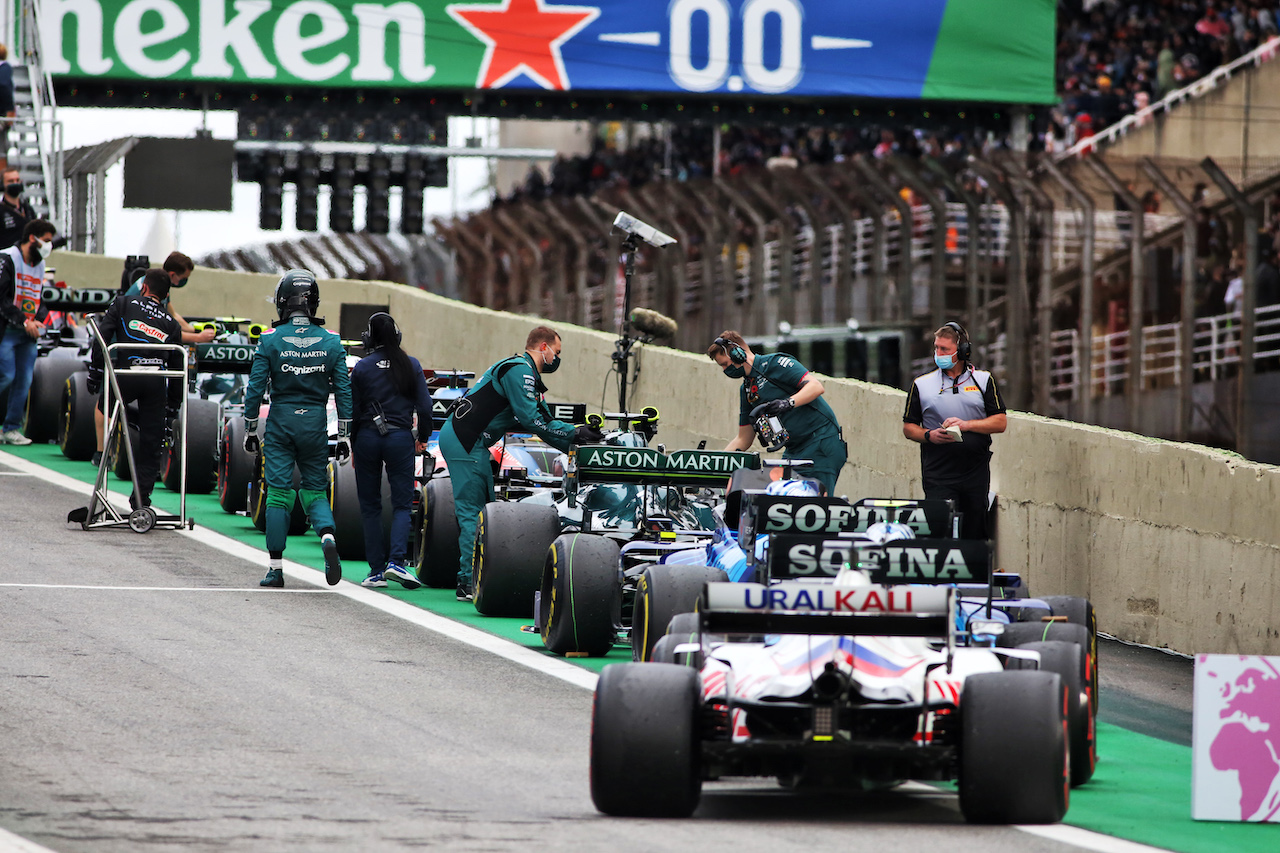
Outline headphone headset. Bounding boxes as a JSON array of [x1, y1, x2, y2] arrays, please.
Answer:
[[942, 321, 971, 363], [713, 336, 748, 365], [362, 312, 402, 351]]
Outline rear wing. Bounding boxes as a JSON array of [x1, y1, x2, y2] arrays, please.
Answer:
[[194, 341, 256, 374], [570, 445, 760, 490], [738, 494, 958, 545], [41, 286, 117, 311], [766, 534, 992, 585], [699, 580, 953, 638]]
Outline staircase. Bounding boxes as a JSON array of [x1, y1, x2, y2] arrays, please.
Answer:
[[8, 1, 61, 224]]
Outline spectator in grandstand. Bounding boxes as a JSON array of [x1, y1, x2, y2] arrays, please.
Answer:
[[1256, 247, 1280, 307], [902, 321, 1006, 541]]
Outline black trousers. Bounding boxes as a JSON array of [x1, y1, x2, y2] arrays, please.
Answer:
[[924, 474, 991, 541], [111, 375, 169, 499]]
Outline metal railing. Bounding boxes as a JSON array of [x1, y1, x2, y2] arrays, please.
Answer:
[[1056, 36, 1280, 161], [912, 304, 1280, 399], [14, 0, 62, 225]]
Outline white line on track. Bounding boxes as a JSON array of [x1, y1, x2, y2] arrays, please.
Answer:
[[0, 583, 333, 592], [0, 826, 58, 852], [0, 449, 1174, 853]]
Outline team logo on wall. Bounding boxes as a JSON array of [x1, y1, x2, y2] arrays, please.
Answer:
[[1192, 654, 1280, 822]]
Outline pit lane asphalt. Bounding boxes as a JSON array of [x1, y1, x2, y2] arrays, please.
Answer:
[[1, 454, 1157, 853]]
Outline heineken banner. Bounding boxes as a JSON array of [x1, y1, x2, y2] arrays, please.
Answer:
[[44, 0, 1055, 103]]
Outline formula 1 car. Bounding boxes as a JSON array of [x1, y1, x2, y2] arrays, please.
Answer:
[[414, 397, 586, 589], [589, 496, 1077, 823], [468, 412, 760, 651]]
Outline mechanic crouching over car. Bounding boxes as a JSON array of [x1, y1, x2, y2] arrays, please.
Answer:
[[709, 330, 847, 496], [439, 326, 603, 602], [350, 312, 434, 590]]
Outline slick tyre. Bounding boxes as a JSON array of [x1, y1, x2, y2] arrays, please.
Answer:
[[999, 620, 1098, 725], [106, 416, 141, 481], [218, 416, 255, 513], [959, 671, 1069, 824], [24, 353, 81, 443], [590, 663, 701, 818], [631, 564, 726, 662], [415, 478, 459, 588], [161, 399, 219, 494], [540, 533, 620, 657], [57, 371, 97, 461], [472, 502, 561, 617], [1010, 640, 1096, 786]]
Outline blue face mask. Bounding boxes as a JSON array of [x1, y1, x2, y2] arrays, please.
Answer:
[[935, 353, 955, 371], [723, 364, 746, 379], [542, 348, 561, 374]]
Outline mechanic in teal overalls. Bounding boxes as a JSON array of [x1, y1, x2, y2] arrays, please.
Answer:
[[440, 326, 602, 601], [242, 269, 353, 588], [709, 330, 848, 496]]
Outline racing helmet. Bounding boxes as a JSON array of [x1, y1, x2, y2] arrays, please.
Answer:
[[764, 478, 821, 498], [864, 521, 916, 545], [274, 269, 319, 321]]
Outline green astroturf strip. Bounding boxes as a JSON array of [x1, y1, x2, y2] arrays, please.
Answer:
[[1064, 722, 1277, 852], [11, 444, 1280, 847], [8, 442, 629, 674]]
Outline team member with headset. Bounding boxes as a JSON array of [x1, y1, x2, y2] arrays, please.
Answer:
[[709, 330, 847, 495], [242, 269, 353, 588], [349, 312, 434, 590], [85, 269, 184, 509], [439, 326, 603, 602], [902, 321, 1007, 540]]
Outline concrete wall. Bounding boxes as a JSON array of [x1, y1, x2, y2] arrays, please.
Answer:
[[49, 251, 1280, 656], [1108, 53, 1280, 170]]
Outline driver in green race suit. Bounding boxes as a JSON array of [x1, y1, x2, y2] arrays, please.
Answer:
[[242, 269, 353, 589], [439, 326, 602, 602]]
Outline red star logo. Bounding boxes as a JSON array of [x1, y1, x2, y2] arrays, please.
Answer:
[[448, 0, 599, 91]]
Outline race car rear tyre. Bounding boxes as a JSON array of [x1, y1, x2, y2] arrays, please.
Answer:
[[161, 398, 219, 494], [661, 612, 703, 669], [649, 635, 679, 664], [998, 621, 1098, 720], [107, 417, 141, 481], [415, 478, 459, 588], [472, 502, 561, 617], [248, 452, 309, 535], [540, 533, 620, 657], [631, 564, 727, 662], [327, 461, 393, 563], [25, 353, 82, 443], [57, 372, 97, 461], [218, 416, 254, 513], [959, 671, 1068, 824], [1040, 595, 1099, 718], [1011, 640, 1096, 787], [590, 663, 701, 817], [666, 611, 700, 639]]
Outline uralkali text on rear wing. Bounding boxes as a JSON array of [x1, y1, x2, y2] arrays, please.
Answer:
[[699, 581, 954, 638], [572, 446, 760, 489]]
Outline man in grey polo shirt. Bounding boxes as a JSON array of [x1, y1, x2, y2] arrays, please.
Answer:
[[902, 322, 1006, 540]]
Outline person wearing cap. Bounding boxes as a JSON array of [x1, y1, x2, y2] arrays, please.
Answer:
[[902, 322, 1007, 540]]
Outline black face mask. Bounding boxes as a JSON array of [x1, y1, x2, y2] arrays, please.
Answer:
[[4, 182, 22, 197]]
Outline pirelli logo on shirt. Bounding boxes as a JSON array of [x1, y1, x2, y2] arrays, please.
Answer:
[[963, 385, 979, 392]]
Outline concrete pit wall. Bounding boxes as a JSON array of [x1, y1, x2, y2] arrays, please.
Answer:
[[49, 252, 1280, 655]]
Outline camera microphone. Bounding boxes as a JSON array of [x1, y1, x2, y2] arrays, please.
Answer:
[[629, 307, 679, 339]]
